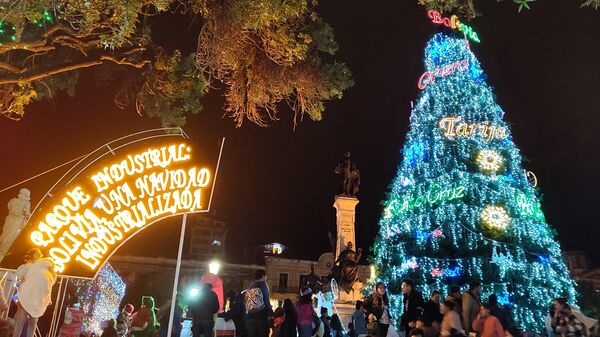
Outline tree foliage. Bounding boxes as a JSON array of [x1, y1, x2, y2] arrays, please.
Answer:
[[0, 0, 352, 127], [418, 0, 598, 18]]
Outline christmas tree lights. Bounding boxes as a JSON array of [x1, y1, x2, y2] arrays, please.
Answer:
[[371, 31, 576, 332], [71, 264, 126, 334]]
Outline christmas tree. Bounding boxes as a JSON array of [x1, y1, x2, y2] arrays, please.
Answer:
[[372, 30, 576, 332]]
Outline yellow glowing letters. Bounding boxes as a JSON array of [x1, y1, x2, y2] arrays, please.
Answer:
[[439, 116, 508, 142], [28, 143, 212, 275]]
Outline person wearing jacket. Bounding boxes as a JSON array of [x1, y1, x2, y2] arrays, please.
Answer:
[[440, 300, 464, 337], [13, 249, 57, 337], [246, 270, 273, 337], [364, 282, 393, 337], [131, 296, 157, 337], [283, 299, 298, 337], [220, 290, 248, 337], [272, 308, 291, 337], [189, 283, 220, 337], [296, 287, 315, 337], [399, 279, 423, 336], [472, 304, 505, 337], [462, 281, 481, 332], [551, 298, 586, 337], [421, 291, 443, 325]]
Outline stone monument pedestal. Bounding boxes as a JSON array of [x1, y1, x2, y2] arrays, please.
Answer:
[[333, 196, 359, 260]]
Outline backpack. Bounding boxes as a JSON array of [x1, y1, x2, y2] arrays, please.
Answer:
[[244, 287, 265, 314]]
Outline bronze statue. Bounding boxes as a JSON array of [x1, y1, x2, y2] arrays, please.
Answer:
[[330, 241, 362, 294], [335, 151, 360, 196]]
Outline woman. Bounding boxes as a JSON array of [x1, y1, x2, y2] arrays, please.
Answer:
[[551, 298, 586, 337], [472, 304, 504, 337], [330, 315, 343, 337], [130, 296, 157, 337], [296, 287, 315, 337], [364, 282, 391, 337], [283, 299, 298, 337], [13, 248, 57, 337], [273, 308, 291, 337], [440, 300, 464, 337], [220, 290, 247, 337], [421, 291, 443, 325]]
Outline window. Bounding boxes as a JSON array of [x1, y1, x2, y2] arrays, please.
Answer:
[[278, 273, 288, 292]]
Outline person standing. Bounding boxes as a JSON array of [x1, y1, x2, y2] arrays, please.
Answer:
[[157, 294, 183, 337], [486, 295, 511, 330], [551, 298, 586, 337], [130, 296, 157, 337], [472, 304, 505, 337], [189, 283, 220, 337], [320, 308, 331, 337], [220, 290, 247, 337], [245, 270, 273, 337], [101, 320, 119, 337], [351, 301, 367, 337], [440, 301, 464, 337], [399, 279, 423, 336], [117, 304, 135, 337], [330, 315, 343, 337], [364, 282, 393, 337], [296, 287, 314, 337], [283, 299, 298, 337], [272, 308, 291, 337], [462, 281, 481, 333], [446, 287, 462, 317], [13, 248, 57, 337], [421, 291, 443, 325]]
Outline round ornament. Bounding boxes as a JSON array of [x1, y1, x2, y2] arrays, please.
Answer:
[[481, 205, 511, 230], [476, 149, 504, 173]]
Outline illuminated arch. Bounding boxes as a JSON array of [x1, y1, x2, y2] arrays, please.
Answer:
[[1, 129, 223, 279]]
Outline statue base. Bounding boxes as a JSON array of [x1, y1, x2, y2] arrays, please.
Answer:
[[333, 195, 359, 260]]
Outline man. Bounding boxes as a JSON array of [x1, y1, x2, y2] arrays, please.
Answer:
[[245, 270, 273, 337], [13, 248, 57, 337], [446, 286, 463, 317], [421, 290, 443, 325], [189, 284, 219, 337], [320, 307, 331, 337], [351, 301, 367, 337], [400, 279, 424, 335], [462, 281, 481, 332]]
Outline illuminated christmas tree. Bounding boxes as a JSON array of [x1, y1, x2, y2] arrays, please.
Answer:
[[372, 31, 576, 332]]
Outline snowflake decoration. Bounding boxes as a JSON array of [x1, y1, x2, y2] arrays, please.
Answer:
[[476, 149, 504, 173], [481, 205, 511, 230]]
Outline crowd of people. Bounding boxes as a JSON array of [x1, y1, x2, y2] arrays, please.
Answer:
[[0, 255, 594, 337]]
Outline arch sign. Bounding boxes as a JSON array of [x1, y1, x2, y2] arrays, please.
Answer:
[[1, 133, 220, 279]]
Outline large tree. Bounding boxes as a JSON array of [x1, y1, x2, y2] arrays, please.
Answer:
[[0, 0, 353, 127]]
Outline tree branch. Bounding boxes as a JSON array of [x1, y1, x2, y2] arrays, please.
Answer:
[[0, 62, 24, 74]]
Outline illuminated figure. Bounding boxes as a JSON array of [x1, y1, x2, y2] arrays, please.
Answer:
[[0, 188, 31, 254]]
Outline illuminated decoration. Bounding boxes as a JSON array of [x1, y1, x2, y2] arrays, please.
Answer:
[[427, 10, 480, 43], [476, 149, 505, 173], [439, 117, 508, 142], [444, 266, 461, 278], [400, 257, 420, 272], [481, 205, 511, 230], [188, 287, 200, 298], [398, 182, 465, 213], [525, 170, 538, 187], [497, 293, 513, 306], [1, 132, 220, 279], [71, 263, 126, 334], [431, 268, 443, 277], [491, 246, 513, 265], [516, 193, 545, 221], [263, 242, 285, 255], [209, 261, 221, 275], [371, 32, 576, 333], [404, 140, 427, 166], [370, 265, 377, 281], [418, 59, 469, 89]]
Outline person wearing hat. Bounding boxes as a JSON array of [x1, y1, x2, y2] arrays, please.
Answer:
[[117, 304, 135, 337], [296, 287, 315, 337]]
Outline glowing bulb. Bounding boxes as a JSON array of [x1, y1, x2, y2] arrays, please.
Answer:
[[476, 149, 504, 172]]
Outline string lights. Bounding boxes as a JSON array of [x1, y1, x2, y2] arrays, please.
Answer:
[[371, 32, 577, 333]]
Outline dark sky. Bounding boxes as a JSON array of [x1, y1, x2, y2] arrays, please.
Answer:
[[1, 2, 599, 266]]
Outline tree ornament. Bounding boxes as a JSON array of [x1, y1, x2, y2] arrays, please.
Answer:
[[476, 149, 504, 173], [481, 205, 511, 230]]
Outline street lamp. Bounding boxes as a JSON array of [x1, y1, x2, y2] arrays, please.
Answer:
[[209, 260, 221, 275], [188, 287, 200, 298]]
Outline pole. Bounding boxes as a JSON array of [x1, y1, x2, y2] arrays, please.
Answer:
[[167, 213, 188, 337]]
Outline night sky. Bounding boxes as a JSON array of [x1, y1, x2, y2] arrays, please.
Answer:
[[1, 2, 599, 266]]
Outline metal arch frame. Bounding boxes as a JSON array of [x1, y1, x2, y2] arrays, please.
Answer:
[[4, 129, 225, 280], [29, 128, 189, 218]]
